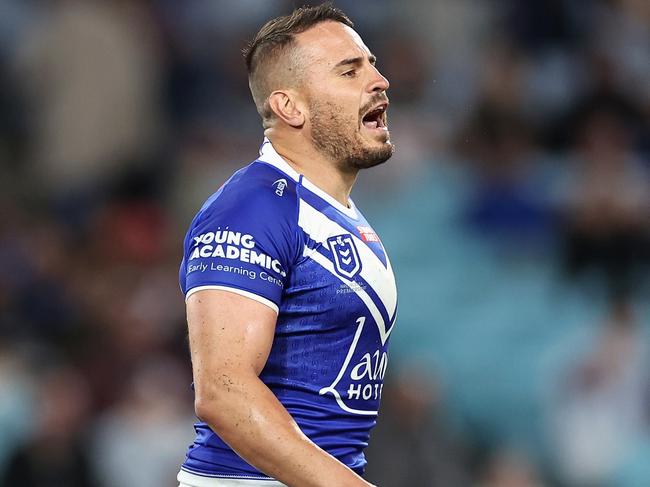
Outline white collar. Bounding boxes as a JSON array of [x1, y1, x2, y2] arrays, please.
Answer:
[[258, 138, 300, 182], [257, 138, 359, 219]]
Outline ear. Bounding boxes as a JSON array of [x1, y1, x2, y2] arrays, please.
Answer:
[[268, 90, 305, 128]]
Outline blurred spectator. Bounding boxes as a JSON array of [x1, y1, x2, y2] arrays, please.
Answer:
[[0, 208, 83, 347], [12, 0, 164, 195], [90, 356, 195, 487], [475, 448, 546, 487], [504, 0, 586, 54], [549, 296, 650, 486], [590, 0, 650, 102], [557, 107, 650, 298], [0, 344, 35, 473], [458, 43, 554, 248], [1, 365, 96, 486]]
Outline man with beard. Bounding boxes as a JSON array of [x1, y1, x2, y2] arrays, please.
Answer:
[[177, 5, 397, 487]]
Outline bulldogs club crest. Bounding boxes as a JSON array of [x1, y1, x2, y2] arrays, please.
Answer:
[[327, 234, 362, 279]]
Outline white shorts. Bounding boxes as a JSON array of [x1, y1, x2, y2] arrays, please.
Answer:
[[178, 469, 287, 487]]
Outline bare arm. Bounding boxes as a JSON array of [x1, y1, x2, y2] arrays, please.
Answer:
[[187, 289, 375, 487]]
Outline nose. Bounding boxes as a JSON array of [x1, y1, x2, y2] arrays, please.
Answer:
[[368, 65, 390, 93]]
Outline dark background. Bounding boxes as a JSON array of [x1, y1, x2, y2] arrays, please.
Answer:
[[1, 1, 649, 485]]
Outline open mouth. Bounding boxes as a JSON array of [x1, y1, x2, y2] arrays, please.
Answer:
[[362, 103, 388, 130]]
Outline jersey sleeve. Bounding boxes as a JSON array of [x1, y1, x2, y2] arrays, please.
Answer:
[[179, 171, 298, 313]]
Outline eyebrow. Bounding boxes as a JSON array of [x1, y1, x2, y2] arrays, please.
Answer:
[[333, 53, 377, 70]]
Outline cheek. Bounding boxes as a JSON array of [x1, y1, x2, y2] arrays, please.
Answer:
[[336, 96, 362, 126], [311, 84, 360, 118]]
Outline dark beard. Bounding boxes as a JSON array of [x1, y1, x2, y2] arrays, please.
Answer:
[[309, 100, 394, 172]]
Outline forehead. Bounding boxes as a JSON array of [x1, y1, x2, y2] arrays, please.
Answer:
[[295, 21, 371, 68]]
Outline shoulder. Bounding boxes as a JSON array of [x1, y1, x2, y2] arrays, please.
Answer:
[[195, 160, 299, 229], [180, 160, 301, 303]]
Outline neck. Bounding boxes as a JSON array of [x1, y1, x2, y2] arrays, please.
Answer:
[[265, 129, 358, 208]]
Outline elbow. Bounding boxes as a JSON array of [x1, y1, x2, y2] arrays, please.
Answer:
[[194, 389, 226, 426], [193, 376, 237, 427], [194, 396, 213, 423], [194, 393, 242, 445], [194, 389, 248, 442], [193, 370, 257, 428]]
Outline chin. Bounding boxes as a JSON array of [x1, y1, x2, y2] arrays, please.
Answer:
[[369, 132, 393, 151], [346, 139, 394, 170], [377, 134, 392, 147]]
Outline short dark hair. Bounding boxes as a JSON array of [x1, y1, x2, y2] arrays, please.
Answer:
[[243, 3, 354, 124], [243, 3, 353, 75]]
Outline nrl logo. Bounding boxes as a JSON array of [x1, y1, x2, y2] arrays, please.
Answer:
[[327, 234, 362, 279]]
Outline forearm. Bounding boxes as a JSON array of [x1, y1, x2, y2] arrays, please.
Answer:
[[196, 372, 373, 487]]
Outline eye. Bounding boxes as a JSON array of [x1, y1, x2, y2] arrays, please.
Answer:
[[342, 69, 357, 78]]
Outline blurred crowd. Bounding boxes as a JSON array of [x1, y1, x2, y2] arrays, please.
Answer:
[[0, 0, 649, 486]]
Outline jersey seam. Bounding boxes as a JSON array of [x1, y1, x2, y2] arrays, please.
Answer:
[[293, 175, 306, 267], [254, 159, 298, 183], [185, 282, 279, 311], [186, 285, 279, 313]]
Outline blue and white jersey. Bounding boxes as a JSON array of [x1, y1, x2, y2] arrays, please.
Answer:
[[179, 139, 398, 481]]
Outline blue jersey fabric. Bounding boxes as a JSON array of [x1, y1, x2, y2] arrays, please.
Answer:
[[179, 139, 398, 481]]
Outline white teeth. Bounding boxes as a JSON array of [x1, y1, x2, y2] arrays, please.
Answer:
[[364, 104, 386, 119]]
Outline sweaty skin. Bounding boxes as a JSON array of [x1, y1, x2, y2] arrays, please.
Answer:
[[188, 21, 391, 487]]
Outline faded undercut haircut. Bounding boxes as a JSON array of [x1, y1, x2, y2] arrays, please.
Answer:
[[243, 3, 353, 127]]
